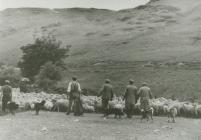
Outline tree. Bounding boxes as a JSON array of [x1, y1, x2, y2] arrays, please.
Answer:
[[0, 65, 22, 87], [35, 62, 63, 91], [18, 37, 70, 80]]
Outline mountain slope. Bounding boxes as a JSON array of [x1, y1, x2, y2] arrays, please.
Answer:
[[0, 0, 201, 65], [1, 0, 201, 100]]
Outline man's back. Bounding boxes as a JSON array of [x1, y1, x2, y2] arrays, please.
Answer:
[[68, 81, 81, 98], [1, 85, 12, 100], [138, 86, 152, 99], [101, 83, 113, 99], [125, 85, 137, 103], [70, 81, 79, 92]]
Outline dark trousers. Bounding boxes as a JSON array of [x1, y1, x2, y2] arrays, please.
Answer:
[[2, 98, 10, 112], [67, 97, 75, 114], [126, 103, 134, 118], [102, 98, 109, 116], [73, 98, 84, 116]]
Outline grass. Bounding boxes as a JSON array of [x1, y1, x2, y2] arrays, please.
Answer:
[[65, 61, 201, 102], [0, 111, 201, 140]]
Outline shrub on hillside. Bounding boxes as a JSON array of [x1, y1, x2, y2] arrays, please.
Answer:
[[18, 36, 70, 80], [53, 81, 68, 95], [35, 62, 63, 92], [0, 65, 22, 87]]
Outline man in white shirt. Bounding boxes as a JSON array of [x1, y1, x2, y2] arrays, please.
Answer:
[[66, 76, 82, 115]]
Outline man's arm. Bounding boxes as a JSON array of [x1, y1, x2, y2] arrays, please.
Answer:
[[98, 85, 104, 97], [110, 87, 114, 100], [66, 82, 71, 99], [137, 88, 141, 97], [135, 88, 139, 103], [78, 83, 81, 93], [10, 88, 12, 101], [0, 90, 2, 101], [123, 88, 128, 100], [149, 89, 153, 99], [67, 82, 71, 93]]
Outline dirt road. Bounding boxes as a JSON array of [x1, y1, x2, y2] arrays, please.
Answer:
[[0, 112, 201, 140]]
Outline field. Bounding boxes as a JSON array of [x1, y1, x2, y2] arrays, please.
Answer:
[[0, 112, 201, 140], [66, 61, 201, 101]]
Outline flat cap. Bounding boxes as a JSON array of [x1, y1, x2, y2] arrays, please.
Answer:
[[129, 79, 134, 83], [105, 79, 111, 83], [142, 82, 148, 86]]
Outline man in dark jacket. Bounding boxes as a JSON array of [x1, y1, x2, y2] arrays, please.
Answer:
[[138, 82, 153, 120], [124, 79, 138, 118], [1, 80, 12, 112], [99, 79, 114, 117], [66, 76, 82, 115]]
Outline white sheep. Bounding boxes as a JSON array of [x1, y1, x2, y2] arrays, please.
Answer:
[[182, 103, 198, 117], [52, 99, 69, 112]]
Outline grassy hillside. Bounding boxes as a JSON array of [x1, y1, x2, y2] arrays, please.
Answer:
[[1, 0, 201, 64], [0, 0, 201, 100]]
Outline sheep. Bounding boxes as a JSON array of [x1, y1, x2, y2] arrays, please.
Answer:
[[150, 99, 165, 116], [162, 105, 169, 115], [44, 100, 54, 111], [108, 98, 125, 119], [94, 98, 103, 113], [81, 96, 97, 106], [181, 103, 198, 118], [82, 103, 95, 112], [167, 101, 184, 116], [196, 104, 201, 118], [52, 99, 69, 112], [168, 107, 177, 123], [9, 88, 201, 118]]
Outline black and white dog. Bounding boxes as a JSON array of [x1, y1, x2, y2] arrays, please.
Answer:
[[141, 107, 154, 122], [34, 100, 46, 115], [7, 101, 19, 115]]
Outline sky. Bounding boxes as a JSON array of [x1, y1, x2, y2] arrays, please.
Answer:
[[0, 0, 150, 11]]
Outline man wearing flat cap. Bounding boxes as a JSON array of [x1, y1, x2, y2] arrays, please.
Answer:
[[124, 79, 138, 118], [138, 82, 153, 119], [0, 80, 12, 112], [66, 76, 82, 115], [99, 79, 114, 117]]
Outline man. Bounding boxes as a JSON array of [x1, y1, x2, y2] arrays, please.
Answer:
[[99, 79, 114, 117], [1, 80, 12, 113], [124, 79, 138, 118], [138, 82, 153, 120], [66, 76, 82, 116]]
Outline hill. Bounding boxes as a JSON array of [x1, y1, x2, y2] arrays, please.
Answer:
[[0, 0, 201, 100], [0, 0, 201, 64]]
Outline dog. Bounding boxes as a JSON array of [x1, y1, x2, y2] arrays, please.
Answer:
[[7, 101, 19, 115], [141, 107, 154, 122], [34, 100, 46, 115], [108, 105, 124, 119], [168, 107, 177, 123]]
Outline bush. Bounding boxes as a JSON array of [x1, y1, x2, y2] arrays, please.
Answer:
[[0, 65, 22, 87], [18, 36, 70, 80], [53, 81, 68, 94], [35, 62, 63, 92]]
